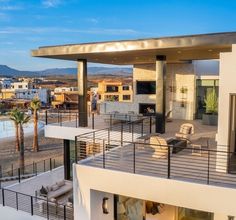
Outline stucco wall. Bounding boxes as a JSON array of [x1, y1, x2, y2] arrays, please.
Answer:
[[216, 44, 236, 171], [74, 164, 236, 220]]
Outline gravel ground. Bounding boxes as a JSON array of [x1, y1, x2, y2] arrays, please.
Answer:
[[0, 129, 63, 172]]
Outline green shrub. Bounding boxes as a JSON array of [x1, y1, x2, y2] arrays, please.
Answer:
[[204, 88, 218, 114]]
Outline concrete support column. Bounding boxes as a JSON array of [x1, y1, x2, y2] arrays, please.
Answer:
[[155, 55, 167, 133], [77, 59, 88, 127]]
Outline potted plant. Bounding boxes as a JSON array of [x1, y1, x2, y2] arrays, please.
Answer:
[[202, 88, 218, 125]]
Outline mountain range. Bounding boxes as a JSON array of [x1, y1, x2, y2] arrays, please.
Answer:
[[0, 65, 132, 77]]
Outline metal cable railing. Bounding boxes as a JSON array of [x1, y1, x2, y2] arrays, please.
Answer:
[[0, 155, 63, 188], [42, 109, 156, 131], [75, 133, 236, 189], [0, 188, 73, 220]]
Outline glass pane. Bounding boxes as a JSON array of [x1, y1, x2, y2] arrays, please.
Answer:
[[178, 207, 213, 220], [201, 80, 215, 87], [116, 196, 144, 220]]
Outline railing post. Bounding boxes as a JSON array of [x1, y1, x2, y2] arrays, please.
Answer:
[[2, 189, 5, 206], [44, 160, 46, 172], [132, 123, 134, 142], [207, 150, 210, 184], [149, 117, 152, 134], [133, 143, 136, 173], [16, 192, 18, 210], [57, 109, 60, 123], [75, 136, 78, 163], [31, 196, 34, 215], [69, 109, 71, 121], [129, 115, 131, 132], [167, 146, 171, 179], [121, 122, 123, 146], [141, 119, 144, 136], [11, 164, 14, 176], [50, 158, 52, 171], [53, 159, 56, 168], [18, 168, 21, 183], [108, 129, 110, 147], [47, 198, 49, 220], [45, 110, 48, 125], [75, 113, 78, 128], [35, 163, 37, 176], [64, 205, 66, 220], [109, 114, 112, 130], [60, 112, 62, 126], [103, 139, 105, 169], [92, 113, 95, 129]]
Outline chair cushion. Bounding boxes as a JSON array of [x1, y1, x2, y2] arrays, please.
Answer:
[[180, 125, 192, 135]]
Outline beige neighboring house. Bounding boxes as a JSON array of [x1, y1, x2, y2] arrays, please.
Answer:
[[51, 87, 79, 109], [97, 80, 133, 103]]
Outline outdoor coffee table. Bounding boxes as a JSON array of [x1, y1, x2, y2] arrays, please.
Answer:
[[167, 138, 187, 154]]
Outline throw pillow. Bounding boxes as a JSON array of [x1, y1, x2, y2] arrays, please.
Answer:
[[40, 186, 48, 196], [52, 184, 59, 191], [57, 180, 65, 187]]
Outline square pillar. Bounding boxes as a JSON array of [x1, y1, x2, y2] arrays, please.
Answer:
[[155, 55, 167, 134], [77, 59, 88, 127]]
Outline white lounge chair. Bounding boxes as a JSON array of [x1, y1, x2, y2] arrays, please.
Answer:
[[149, 136, 168, 158]]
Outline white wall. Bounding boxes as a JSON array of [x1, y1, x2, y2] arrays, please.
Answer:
[[216, 44, 236, 171], [45, 125, 93, 140], [90, 190, 114, 220], [74, 164, 236, 220]]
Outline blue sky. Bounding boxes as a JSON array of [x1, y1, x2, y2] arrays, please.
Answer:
[[1, 0, 236, 71]]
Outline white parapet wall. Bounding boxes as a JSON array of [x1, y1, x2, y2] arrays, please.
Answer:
[[216, 44, 236, 172], [74, 164, 236, 220]]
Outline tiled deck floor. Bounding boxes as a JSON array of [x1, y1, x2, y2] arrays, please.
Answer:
[[82, 143, 236, 188]]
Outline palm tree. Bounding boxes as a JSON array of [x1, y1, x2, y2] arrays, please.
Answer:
[[10, 109, 30, 171], [9, 108, 20, 152], [30, 98, 41, 152]]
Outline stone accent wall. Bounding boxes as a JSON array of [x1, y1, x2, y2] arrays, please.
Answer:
[[133, 63, 196, 120]]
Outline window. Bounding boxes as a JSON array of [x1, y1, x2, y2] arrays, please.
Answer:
[[178, 207, 213, 220], [106, 85, 118, 93], [18, 85, 23, 89], [136, 81, 156, 94], [105, 95, 119, 102], [123, 95, 131, 100], [122, 85, 129, 91]]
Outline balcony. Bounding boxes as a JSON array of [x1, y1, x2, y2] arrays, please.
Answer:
[[76, 120, 236, 189]]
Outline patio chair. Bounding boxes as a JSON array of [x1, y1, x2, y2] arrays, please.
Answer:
[[175, 123, 194, 142], [149, 136, 168, 158]]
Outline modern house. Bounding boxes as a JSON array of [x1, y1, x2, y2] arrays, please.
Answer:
[[51, 87, 79, 109], [2, 32, 235, 220], [97, 80, 133, 102]]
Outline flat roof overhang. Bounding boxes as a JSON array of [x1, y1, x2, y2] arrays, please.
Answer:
[[31, 32, 236, 65]]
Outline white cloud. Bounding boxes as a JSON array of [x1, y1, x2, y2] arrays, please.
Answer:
[[42, 0, 61, 8], [0, 12, 10, 21], [0, 5, 22, 10], [0, 27, 140, 36], [86, 18, 99, 24]]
